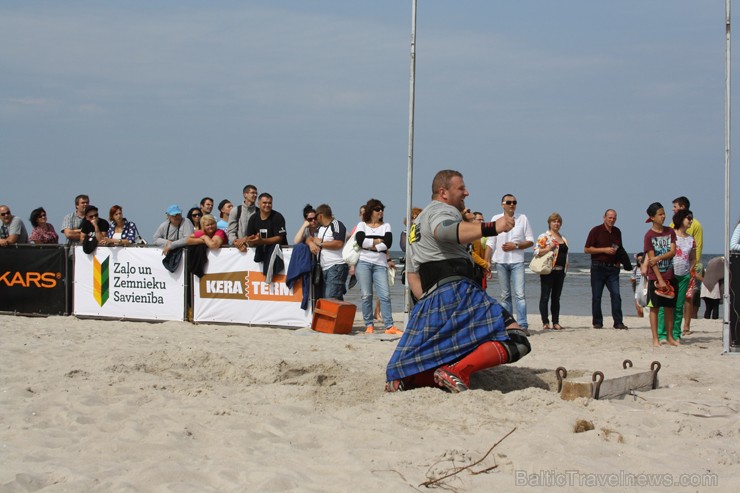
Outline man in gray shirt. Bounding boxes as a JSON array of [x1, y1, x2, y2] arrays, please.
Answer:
[[0, 205, 28, 246], [228, 184, 258, 251], [385, 170, 530, 394], [61, 194, 89, 246], [152, 204, 194, 254]]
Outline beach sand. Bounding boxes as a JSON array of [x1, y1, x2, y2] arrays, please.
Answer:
[[0, 313, 737, 492]]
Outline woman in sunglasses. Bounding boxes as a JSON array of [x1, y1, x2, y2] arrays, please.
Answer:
[[354, 198, 401, 335], [187, 207, 203, 232], [29, 207, 59, 244], [292, 204, 319, 245]]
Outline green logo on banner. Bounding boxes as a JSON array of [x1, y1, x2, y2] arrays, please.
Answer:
[[93, 256, 109, 306]]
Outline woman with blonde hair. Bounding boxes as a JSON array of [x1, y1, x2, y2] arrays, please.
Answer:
[[187, 214, 226, 249], [534, 212, 569, 330]]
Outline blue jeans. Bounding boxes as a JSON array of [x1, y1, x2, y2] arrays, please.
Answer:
[[323, 263, 349, 300], [590, 263, 623, 326], [355, 260, 393, 328], [496, 262, 528, 328]]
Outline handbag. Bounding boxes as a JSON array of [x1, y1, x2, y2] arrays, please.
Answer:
[[529, 251, 554, 275], [387, 265, 396, 287], [635, 275, 648, 307], [312, 261, 323, 286], [162, 248, 184, 273], [342, 231, 360, 266], [685, 272, 696, 299]]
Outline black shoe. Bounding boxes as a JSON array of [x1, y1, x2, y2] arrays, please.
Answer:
[[593, 324, 603, 329], [613, 323, 628, 330]]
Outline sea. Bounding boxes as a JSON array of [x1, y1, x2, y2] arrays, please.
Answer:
[[343, 252, 721, 320]]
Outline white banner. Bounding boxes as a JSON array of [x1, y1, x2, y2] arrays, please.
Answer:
[[73, 246, 185, 321], [193, 248, 311, 328]]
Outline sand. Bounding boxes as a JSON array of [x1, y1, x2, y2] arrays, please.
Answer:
[[0, 313, 737, 492]]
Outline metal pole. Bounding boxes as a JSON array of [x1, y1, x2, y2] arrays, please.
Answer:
[[404, 0, 417, 324], [723, 0, 733, 353]]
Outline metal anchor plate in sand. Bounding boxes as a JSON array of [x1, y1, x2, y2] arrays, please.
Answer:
[[555, 360, 661, 400]]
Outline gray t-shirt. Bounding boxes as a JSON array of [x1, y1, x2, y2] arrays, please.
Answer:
[[0, 216, 28, 244], [407, 200, 471, 273]]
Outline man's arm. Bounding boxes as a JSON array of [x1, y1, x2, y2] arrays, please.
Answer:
[[247, 234, 283, 247], [152, 223, 169, 247], [321, 238, 344, 250], [585, 246, 616, 255], [691, 221, 704, 262], [406, 272, 423, 300], [227, 207, 239, 243], [455, 215, 514, 244], [61, 214, 81, 241], [0, 233, 18, 246], [583, 227, 606, 255], [520, 215, 535, 249]]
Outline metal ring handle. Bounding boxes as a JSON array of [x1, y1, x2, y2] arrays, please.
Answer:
[[555, 366, 568, 393], [592, 371, 605, 399]]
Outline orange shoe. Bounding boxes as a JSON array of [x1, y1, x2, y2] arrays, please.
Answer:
[[384, 326, 403, 335], [365, 325, 375, 334]]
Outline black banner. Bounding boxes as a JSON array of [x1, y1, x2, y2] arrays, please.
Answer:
[[730, 253, 740, 348], [0, 245, 70, 315]]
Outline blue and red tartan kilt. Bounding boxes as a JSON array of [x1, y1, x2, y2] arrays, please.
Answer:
[[386, 278, 510, 381]]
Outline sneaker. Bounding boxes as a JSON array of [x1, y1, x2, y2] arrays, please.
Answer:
[[433, 367, 469, 393], [384, 326, 403, 335], [613, 323, 629, 330], [365, 325, 375, 334], [385, 380, 405, 392]]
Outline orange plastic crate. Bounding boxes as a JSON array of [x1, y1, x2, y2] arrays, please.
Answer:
[[311, 299, 356, 334]]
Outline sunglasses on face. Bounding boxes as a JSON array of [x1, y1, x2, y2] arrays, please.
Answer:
[[503, 200, 518, 205], [87, 214, 98, 219], [306, 217, 317, 221], [192, 213, 202, 217], [0, 212, 10, 216], [373, 207, 384, 212]]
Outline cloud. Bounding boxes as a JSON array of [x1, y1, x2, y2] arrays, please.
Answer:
[[7, 97, 54, 106]]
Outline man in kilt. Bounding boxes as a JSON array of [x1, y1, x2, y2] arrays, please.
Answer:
[[386, 170, 531, 392]]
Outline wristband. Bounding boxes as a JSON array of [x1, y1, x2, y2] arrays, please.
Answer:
[[481, 221, 497, 237]]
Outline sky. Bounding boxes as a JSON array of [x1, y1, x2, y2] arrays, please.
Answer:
[[1, 0, 736, 255]]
